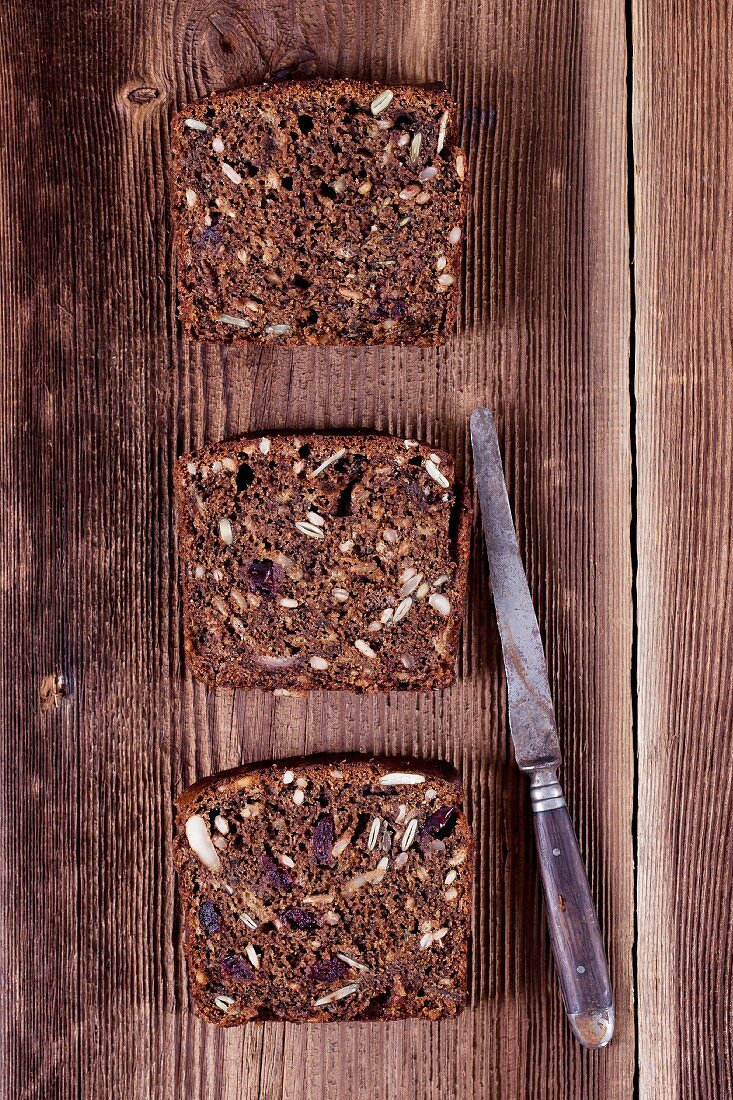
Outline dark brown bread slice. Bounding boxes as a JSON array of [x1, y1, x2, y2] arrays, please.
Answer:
[[174, 755, 474, 1024], [174, 431, 471, 692], [170, 78, 467, 345]]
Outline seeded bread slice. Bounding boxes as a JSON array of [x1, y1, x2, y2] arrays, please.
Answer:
[[174, 755, 474, 1024], [170, 78, 467, 345], [174, 431, 471, 692]]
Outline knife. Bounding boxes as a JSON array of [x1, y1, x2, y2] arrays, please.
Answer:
[[470, 407, 614, 1049]]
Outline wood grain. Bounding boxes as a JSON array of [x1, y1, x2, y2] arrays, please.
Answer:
[[0, 0, 633, 1097], [633, 3, 733, 1097]]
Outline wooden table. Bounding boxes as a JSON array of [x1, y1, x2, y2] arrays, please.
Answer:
[[1, 1, 730, 1097]]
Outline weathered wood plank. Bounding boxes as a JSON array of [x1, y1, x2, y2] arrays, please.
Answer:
[[633, 3, 733, 1097], [0, 0, 633, 1096]]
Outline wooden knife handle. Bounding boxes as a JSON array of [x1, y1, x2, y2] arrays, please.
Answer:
[[529, 767, 614, 1048]]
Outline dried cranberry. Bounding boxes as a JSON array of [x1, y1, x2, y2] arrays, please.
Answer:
[[376, 296, 406, 320], [309, 957, 347, 984], [245, 559, 283, 601], [280, 907, 319, 931], [198, 226, 222, 248], [404, 478, 429, 511], [422, 806, 457, 840], [261, 853, 293, 891], [199, 901, 222, 935], [311, 815, 335, 865], [220, 952, 255, 982]]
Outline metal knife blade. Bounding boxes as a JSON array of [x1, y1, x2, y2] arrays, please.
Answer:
[[470, 407, 561, 771]]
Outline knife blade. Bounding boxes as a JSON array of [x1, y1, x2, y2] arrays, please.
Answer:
[[470, 408, 560, 771], [470, 407, 614, 1049]]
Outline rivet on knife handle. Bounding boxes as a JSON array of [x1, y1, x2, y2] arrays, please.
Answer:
[[529, 767, 614, 1047], [469, 408, 614, 1049]]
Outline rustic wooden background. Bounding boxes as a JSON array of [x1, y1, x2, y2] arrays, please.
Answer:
[[0, 0, 730, 1096]]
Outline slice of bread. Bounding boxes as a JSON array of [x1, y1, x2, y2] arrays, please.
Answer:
[[174, 755, 473, 1023], [170, 79, 467, 345], [174, 431, 471, 692]]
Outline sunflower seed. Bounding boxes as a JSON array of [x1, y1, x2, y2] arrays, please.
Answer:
[[332, 588, 349, 602], [415, 191, 431, 205], [214, 995, 235, 1011], [399, 184, 421, 201], [280, 853, 296, 868], [306, 511, 325, 527], [449, 226, 462, 245], [445, 869, 458, 885], [240, 912, 258, 930], [368, 620, 382, 632], [184, 118, 208, 132], [419, 165, 439, 182], [428, 593, 451, 616], [337, 952, 370, 972], [373, 856, 389, 882], [259, 437, 271, 455], [394, 851, 409, 868], [309, 656, 330, 671], [400, 817, 419, 851], [415, 582, 430, 599], [185, 815, 221, 872], [399, 566, 417, 583], [433, 927, 448, 941], [245, 944, 260, 969], [185, 188, 197, 207], [378, 772, 426, 786], [222, 162, 242, 185], [279, 598, 299, 609], [419, 932, 434, 950], [392, 597, 413, 623], [218, 517, 233, 544], [314, 983, 359, 1006], [211, 136, 225, 153], [265, 323, 292, 336], [295, 520, 325, 539], [215, 313, 251, 328], [436, 110, 449, 153], [282, 769, 295, 784], [292, 788, 305, 806], [444, 887, 459, 901], [213, 815, 230, 835], [212, 596, 228, 617], [400, 573, 423, 598], [410, 131, 422, 161], [354, 639, 376, 659], [436, 256, 447, 271], [455, 153, 466, 180], [367, 817, 381, 851], [432, 574, 450, 587], [309, 447, 346, 477], [370, 89, 394, 116], [424, 459, 450, 488], [438, 272, 455, 287], [332, 831, 352, 858]]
